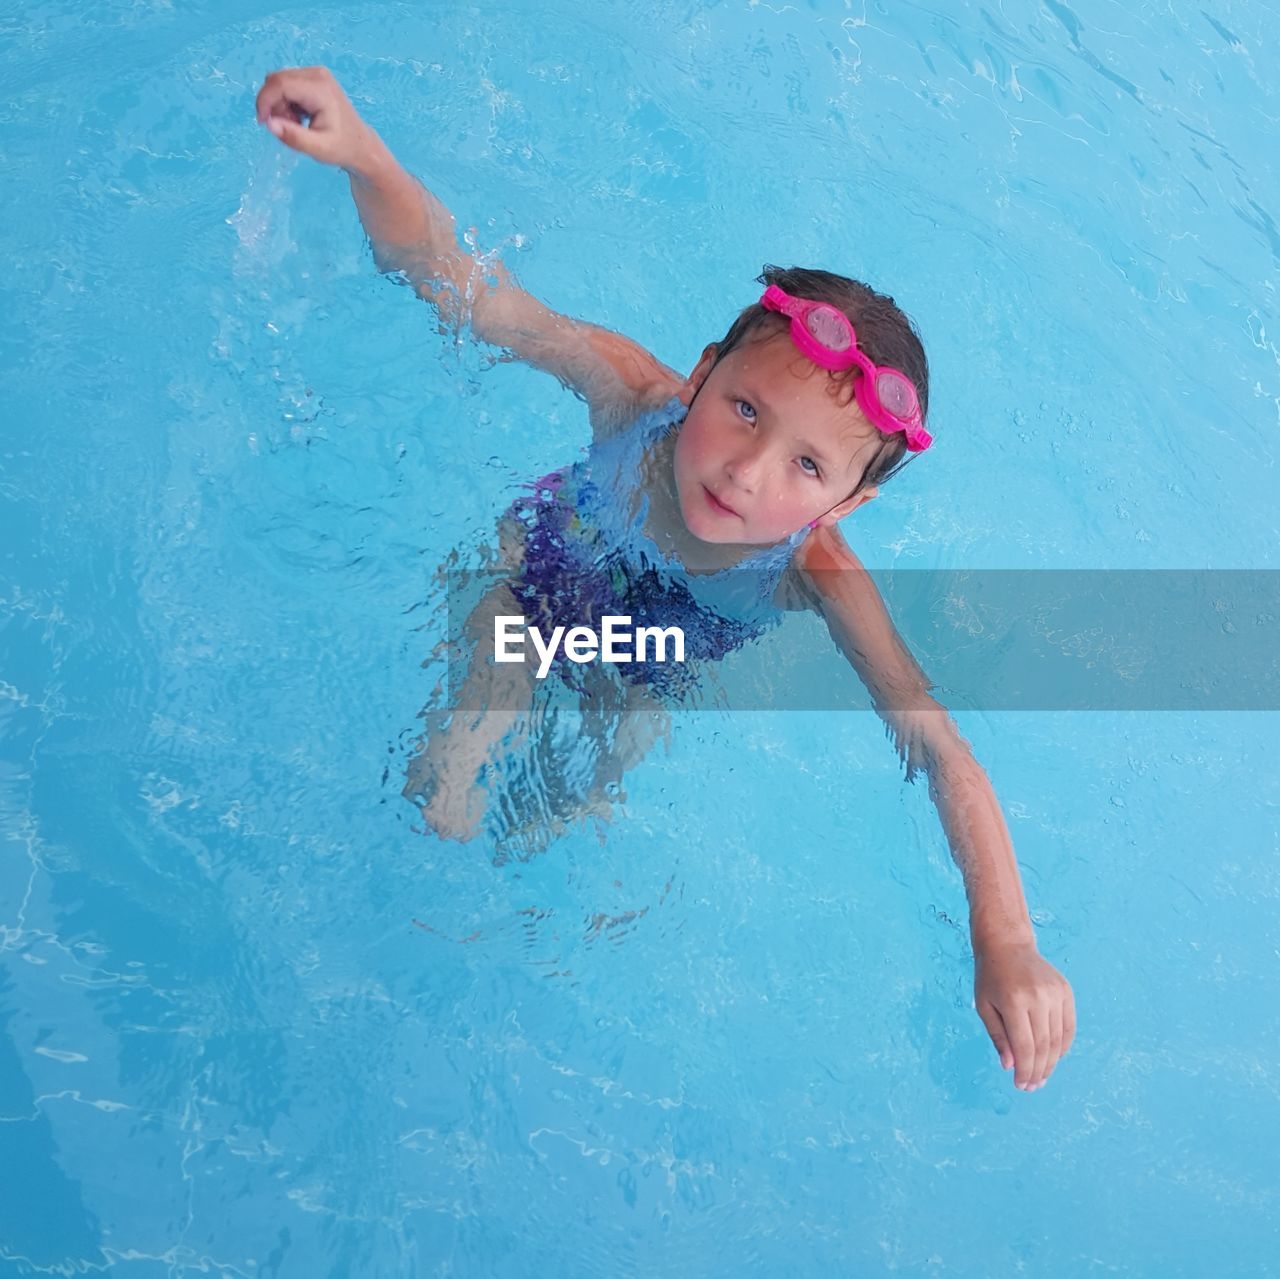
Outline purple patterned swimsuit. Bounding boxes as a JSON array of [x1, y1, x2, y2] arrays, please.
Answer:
[[503, 397, 805, 699]]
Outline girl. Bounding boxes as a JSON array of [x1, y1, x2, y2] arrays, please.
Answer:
[[256, 66, 1075, 1094]]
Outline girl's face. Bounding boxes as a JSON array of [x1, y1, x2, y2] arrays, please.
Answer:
[[673, 329, 885, 546]]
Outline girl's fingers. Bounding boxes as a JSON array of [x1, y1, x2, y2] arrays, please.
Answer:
[[265, 116, 323, 160], [1046, 1002, 1063, 1082], [1008, 1010, 1036, 1089], [976, 998, 1014, 1071], [255, 68, 331, 125], [1031, 1005, 1051, 1088], [255, 75, 296, 123], [1061, 989, 1077, 1056], [263, 102, 307, 130]]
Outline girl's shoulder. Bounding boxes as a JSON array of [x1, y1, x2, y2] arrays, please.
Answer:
[[771, 555, 823, 615], [587, 377, 685, 444], [584, 393, 686, 485], [771, 523, 867, 614]]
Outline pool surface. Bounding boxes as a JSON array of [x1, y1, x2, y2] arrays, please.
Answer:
[[2, 1, 1278, 1274]]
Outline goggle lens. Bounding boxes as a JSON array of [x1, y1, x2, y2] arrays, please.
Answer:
[[804, 305, 853, 351], [874, 368, 918, 420]]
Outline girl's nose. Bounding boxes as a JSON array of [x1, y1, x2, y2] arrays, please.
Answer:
[[725, 439, 768, 490]]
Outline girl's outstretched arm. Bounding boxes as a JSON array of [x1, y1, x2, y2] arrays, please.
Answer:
[[795, 525, 1077, 1094], [256, 67, 680, 431]]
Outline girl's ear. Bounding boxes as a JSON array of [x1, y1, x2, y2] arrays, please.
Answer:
[[677, 344, 719, 407], [813, 486, 878, 527]]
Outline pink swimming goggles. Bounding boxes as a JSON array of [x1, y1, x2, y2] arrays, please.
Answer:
[[760, 284, 932, 453]]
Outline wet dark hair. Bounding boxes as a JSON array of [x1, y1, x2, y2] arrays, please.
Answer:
[[706, 265, 930, 500]]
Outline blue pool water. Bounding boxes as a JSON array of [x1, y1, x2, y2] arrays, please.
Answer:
[[2, 1, 1278, 1274]]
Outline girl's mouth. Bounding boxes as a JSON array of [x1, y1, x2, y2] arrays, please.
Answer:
[[702, 485, 739, 517]]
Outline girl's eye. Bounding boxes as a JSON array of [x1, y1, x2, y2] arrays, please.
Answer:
[[735, 399, 757, 423], [800, 456, 821, 477]]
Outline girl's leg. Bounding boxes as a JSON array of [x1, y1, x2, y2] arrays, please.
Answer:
[[488, 675, 673, 858], [402, 579, 537, 842], [578, 678, 672, 818]]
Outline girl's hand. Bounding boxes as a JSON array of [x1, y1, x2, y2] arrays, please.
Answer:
[[974, 940, 1076, 1092], [255, 66, 380, 173]]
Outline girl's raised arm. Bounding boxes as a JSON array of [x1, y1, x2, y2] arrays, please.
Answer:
[[256, 67, 680, 432]]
